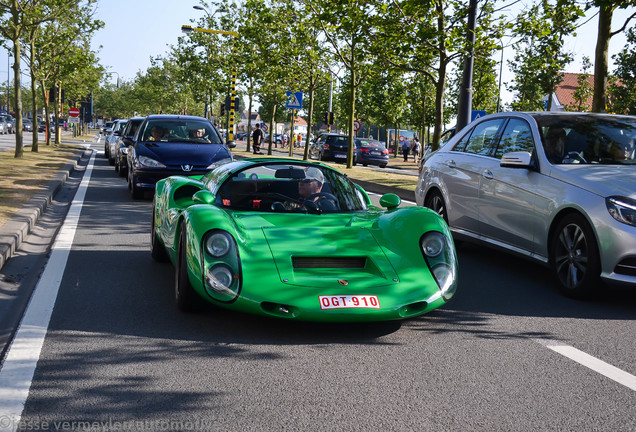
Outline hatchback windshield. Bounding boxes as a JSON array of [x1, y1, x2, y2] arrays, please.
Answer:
[[140, 120, 222, 144], [535, 115, 636, 165]]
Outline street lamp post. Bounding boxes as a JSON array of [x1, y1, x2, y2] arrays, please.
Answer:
[[182, 24, 238, 143]]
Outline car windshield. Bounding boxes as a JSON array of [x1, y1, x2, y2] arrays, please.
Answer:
[[535, 115, 636, 165], [140, 120, 222, 144], [212, 162, 369, 214]]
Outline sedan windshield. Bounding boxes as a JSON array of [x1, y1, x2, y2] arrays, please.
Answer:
[[213, 162, 369, 214], [535, 115, 636, 165]]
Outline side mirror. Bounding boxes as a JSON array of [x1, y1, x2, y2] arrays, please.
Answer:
[[193, 190, 215, 205], [500, 151, 533, 168], [379, 193, 401, 210], [226, 140, 237, 149]]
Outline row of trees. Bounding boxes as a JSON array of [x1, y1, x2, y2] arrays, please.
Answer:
[[1, 0, 635, 164], [0, 0, 104, 158]]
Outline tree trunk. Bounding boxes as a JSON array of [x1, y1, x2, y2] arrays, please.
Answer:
[[304, 85, 315, 161], [40, 80, 51, 146], [10, 0, 24, 158], [267, 103, 276, 155], [592, 5, 614, 113], [30, 39, 38, 152]]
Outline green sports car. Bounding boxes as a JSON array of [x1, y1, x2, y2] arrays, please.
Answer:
[[151, 158, 457, 322]]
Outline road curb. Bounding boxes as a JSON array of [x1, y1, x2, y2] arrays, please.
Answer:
[[0, 148, 88, 272]]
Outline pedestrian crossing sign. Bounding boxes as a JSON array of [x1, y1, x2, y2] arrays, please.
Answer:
[[285, 91, 303, 109]]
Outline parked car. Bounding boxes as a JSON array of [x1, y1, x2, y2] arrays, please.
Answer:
[[416, 112, 636, 298], [127, 114, 233, 199], [354, 138, 390, 168], [105, 119, 128, 164], [22, 118, 33, 132], [0, 114, 14, 133], [115, 117, 145, 178], [0, 116, 7, 134], [309, 133, 357, 164], [37, 120, 47, 132], [151, 158, 457, 319], [100, 121, 114, 135], [235, 132, 248, 141]]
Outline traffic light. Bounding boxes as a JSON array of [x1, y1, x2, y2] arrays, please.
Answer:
[[326, 111, 334, 125], [220, 102, 226, 116], [323, 111, 329, 124]]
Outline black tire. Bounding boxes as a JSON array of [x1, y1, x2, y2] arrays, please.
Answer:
[[379, 164, 387, 169], [550, 213, 600, 299], [118, 159, 127, 178], [129, 170, 143, 199], [175, 223, 197, 312], [424, 190, 448, 225], [150, 200, 169, 262]]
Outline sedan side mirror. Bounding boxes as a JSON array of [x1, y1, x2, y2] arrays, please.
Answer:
[[500, 151, 533, 168], [226, 140, 237, 149]]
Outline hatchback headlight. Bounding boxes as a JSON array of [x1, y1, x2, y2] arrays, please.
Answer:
[[607, 196, 636, 227], [420, 231, 457, 300], [138, 155, 166, 168]]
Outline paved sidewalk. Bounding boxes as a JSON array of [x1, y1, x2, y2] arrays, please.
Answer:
[[0, 138, 93, 272]]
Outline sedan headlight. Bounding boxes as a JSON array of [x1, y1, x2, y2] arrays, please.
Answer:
[[138, 155, 166, 168], [606, 196, 636, 227], [420, 231, 457, 300]]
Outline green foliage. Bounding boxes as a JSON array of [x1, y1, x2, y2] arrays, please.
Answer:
[[567, 56, 594, 111], [607, 26, 636, 114], [508, 0, 584, 111]]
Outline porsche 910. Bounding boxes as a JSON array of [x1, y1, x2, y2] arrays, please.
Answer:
[[151, 158, 457, 321]]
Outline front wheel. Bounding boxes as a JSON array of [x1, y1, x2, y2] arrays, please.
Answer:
[[175, 223, 197, 312], [150, 200, 169, 262], [550, 214, 600, 299], [424, 190, 448, 225], [129, 169, 143, 199]]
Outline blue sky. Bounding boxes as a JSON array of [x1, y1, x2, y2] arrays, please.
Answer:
[[85, 2, 636, 108]]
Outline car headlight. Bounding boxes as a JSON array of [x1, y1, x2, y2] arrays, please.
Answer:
[[201, 230, 241, 302], [205, 264, 236, 295], [420, 231, 457, 300], [606, 196, 636, 227], [138, 155, 166, 168], [205, 232, 232, 257]]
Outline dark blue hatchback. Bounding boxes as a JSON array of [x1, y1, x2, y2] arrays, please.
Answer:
[[354, 138, 389, 168], [127, 115, 233, 198]]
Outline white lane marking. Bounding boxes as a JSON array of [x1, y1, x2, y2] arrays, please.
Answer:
[[537, 339, 636, 391], [0, 151, 96, 432], [367, 191, 416, 206]]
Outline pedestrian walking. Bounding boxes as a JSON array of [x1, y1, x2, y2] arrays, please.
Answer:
[[402, 138, 410, 162], [412, 137, 420, 163], [252, 124, 263, 154]]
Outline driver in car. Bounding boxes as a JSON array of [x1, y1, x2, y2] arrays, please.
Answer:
[[298, 167, 324, 201], [282, 167, 336, 212]]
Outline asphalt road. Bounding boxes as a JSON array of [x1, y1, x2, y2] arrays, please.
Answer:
[[0, 140, 635, 432]]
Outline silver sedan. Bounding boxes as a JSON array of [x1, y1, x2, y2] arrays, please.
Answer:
[[416, 112, 636, 298]]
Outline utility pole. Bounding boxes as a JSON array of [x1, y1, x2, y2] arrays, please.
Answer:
[[455, 0, 478, 133]]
